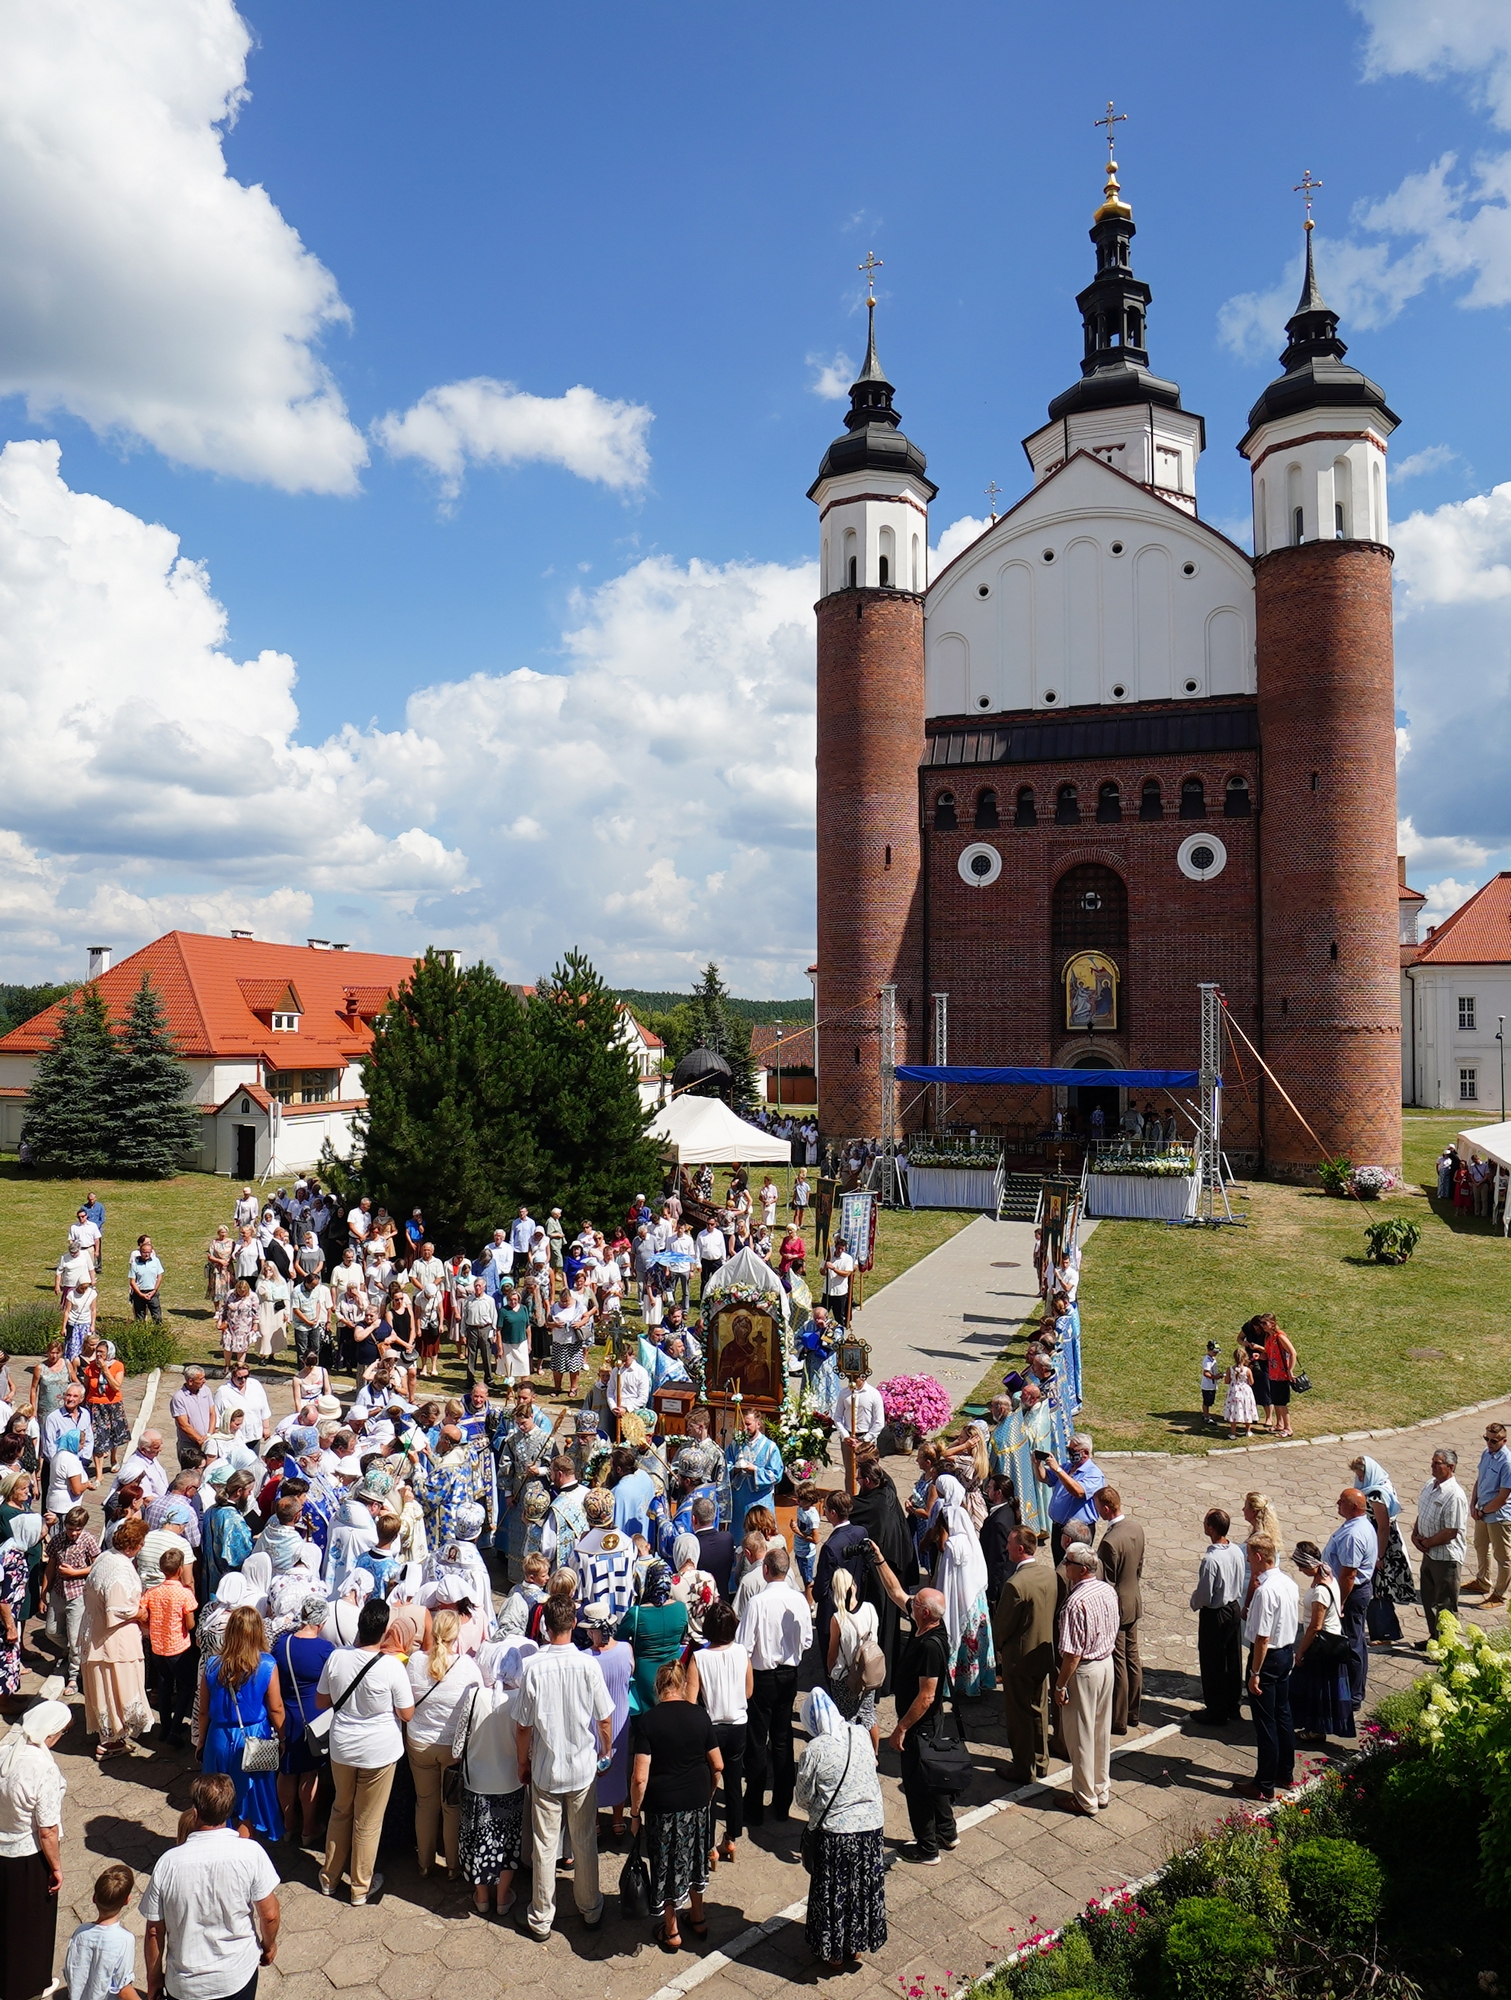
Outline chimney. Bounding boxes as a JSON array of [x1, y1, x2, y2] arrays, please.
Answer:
[[432, 947, 460, 971], [1397, 855, 1407, 887], [307, 938, 330, 951], [331, 942, 349, 952], [1427, 924, 1438, 937], [230, 928, 253, 940], [342, 986, 360, 1023], [87, 945, 111, 979]]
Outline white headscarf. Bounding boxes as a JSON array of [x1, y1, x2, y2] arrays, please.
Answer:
[[1, 1513, 44, 1559], [0, 1698, 72, 1779], [934, 1474, 989, 1648], [215, 1573, 255, 1609], [240, 1552, 274, 1606], [801, 1688, 849, 1740], [479, 1639, 536, 1690]]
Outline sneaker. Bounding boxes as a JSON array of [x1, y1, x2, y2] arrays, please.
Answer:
[[317, 1874, 335, 1898], [938, 1838, 960, 1852], [351, 1872, 384, 1907], [898, 1844, 941, 1865]]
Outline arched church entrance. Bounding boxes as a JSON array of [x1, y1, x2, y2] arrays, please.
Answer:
[[1068, 1051, 1120, 1137]]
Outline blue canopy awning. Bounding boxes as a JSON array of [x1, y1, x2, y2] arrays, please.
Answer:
[[895, 1065, 1214, 1088]]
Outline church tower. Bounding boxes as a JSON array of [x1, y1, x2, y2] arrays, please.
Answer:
[[809, 272, 936, 1138], [1242, 202, 1402, 1178]]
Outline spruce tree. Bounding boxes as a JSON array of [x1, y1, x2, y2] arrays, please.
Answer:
[[340, 951, 540, 1249], [106, 975, 200, 1176], [22, 987, 116, 1173], [525, 950, 661, 1222], [687, 962, 759, 1113]]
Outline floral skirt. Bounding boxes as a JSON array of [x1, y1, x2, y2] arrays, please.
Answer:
[[829, 1669, 878, 1730], [459, 1784, 526, 1885], [1374, 1524, 1418, 1605], [645, 1802, 713, 1908], [88, 1402, 131, 1454], [805, 1826, 888, 1962], [0, 1636, 20, 1699], [952, 1595, 997, 1697]]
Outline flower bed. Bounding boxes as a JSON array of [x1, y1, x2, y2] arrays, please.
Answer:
[[971, 1615, 1511, 2000]]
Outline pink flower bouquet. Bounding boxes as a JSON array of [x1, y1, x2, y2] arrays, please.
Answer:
[[879, 1372, 952, 1440]]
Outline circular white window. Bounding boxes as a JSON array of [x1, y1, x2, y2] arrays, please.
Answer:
[[1178, 832, 1228, 882], [958, 842, 1002, 888]]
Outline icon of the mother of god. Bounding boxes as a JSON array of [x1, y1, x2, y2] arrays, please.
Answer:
[[713, 1310, 775, 1399]]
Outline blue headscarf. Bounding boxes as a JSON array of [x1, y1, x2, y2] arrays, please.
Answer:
[[1356, 1455, 1402, 1520]]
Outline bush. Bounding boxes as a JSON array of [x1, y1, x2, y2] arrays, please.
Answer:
[[1370, 1679, 1431, 1734], [1160, 1899, 1272, 1999], [1283, 1837, 1383, 1939], [1156, 1819, 1290, 1931], [1011, 1927, 1104, 1998], [1317, 1153, 1354, 1196], [0, 1303, 177, 1376], [1079, 1892, 1165, 1997], [1363, 1218, 1421, 1264]]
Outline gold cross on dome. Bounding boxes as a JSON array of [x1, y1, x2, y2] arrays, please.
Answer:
[[858, 250, 883, 302], [985, 480, 1002, 521], [1094, 100, 1127, 163], [1294, 168, 1323, 230]]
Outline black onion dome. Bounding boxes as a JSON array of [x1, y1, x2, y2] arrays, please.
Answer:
[[1241, 229, 1399, 447], [671, 1046, 732, 1090], [808, 304, 937, 499]]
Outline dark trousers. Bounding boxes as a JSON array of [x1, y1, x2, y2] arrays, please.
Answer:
[[713, 1720, 746, 1840], [743, 1665, 797, 1823], [1000, 1662, 1051, 1781], [1197, 1602, 1243, 1721], [156, 1646, 198, 1736], [699, 1260, 722, 1300], [1111, 1622, 1141, 1732], [131, 1292, 163, 1322], [464, 1334, 496, 1388], [1419, 1557, 1461, 1639], [1248, 1641, 1295, 1794], [900, 1736, 957, 1859], [1341, 1582, 1372, 1705], [823, 1291, 849, 1328]]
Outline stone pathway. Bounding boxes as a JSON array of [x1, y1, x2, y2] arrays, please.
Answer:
[[19, 1286, 1509, 2000]]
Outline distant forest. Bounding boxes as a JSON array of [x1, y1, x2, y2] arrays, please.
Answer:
[[615, 990, 810, 1023], [0, 981, 77, 1037]]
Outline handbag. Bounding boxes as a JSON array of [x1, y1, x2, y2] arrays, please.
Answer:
[[1291, 1368, 1312, 1393], [800, 1728, 853, 1875], [443, 1688, 478, 1809], [912, 1693, 974, 1798], [618, 1832, 652, 1920], [303, 1650, 381, 1763], [228, 1670, 280, 1775]]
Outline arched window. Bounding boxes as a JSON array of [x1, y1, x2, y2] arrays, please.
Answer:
[[1139, 778, 1163, 821], [1333, 458, 1352, 540], [1224, 775, 1252, 818], [843, 526, 857, 590], [878, 524, 895, 587], [975, 787, 999, 830], [878, 554, 890, 585], [1096, 781, 1121, 824], [911, 534, 921, 592], [1055, 782, 1080, 826], [1287, 464, 1303, 545], [847, 555, 858, 588], [1014, 785, 1037, 828], [1052, 864, 1128, 952], [1256, 476, 1267, 557], [1179, 776, 1207, 820], [934, 791, 958, 832]]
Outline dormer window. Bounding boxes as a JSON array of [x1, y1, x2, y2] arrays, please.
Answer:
[[272, 1012, 300, 1032]]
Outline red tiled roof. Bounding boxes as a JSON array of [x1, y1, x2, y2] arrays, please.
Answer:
[[750, 1022, 814, 1068], [1413, 874, 1511, 965], [237, 977, 303, 1015], [1399, 883, 1426, 904], [0, 933, 420, 1059], [217, 1083, 274, 1113]]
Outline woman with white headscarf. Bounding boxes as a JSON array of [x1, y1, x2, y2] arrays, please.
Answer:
[[928, 1475, 996, 1696], [0, 1516, 42, 1701], [793, 1688, 886, 1968], [0, 1698, 71, 2000], [453, 1638, 533, 1917], [321, 1569, 374, 1647], [79, 1517, 151, 1758]]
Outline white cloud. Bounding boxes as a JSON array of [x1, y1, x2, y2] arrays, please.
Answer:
[[1396, 726, 1412, 768], [1423, 876, 1483, 924], [376, 378, 653, 499], [807, 351, 854, 401], [1393, 444, 1460, 481], [1397, 816, 1491, 874], [931, 514, 992, 574], [1394, 482, 1511, 606], [1353, 0, 1511, 127], [0, 0, 366, 492]]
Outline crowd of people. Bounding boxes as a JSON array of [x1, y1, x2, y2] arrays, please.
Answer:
[[0, 1165, 1497, 2000]]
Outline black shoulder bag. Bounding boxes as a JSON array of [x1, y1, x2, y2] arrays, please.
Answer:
[[302, 1650, 382, 1764], [913, 1686, 974, 1798], [800, 1728, 854, 1874]]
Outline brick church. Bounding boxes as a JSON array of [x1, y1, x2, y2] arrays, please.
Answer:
[[810, 155, 1401, 1180]]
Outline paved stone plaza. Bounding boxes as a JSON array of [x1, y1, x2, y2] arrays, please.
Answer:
[[23, 1226, 1506, 2000]]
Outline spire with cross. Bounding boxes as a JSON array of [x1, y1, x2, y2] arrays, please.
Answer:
[[1288, 168, 1334, 331], [853, 251, 889, 394], [984, 480, 1001, 522], [1093, 99, 1131, 221], [1293, 168, 1322, 231]]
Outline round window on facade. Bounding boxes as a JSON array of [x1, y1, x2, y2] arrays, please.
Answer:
[[1110, 683, 1126, 699], [1042, 689, 1059, 704], [1109, 541, 1125, 556], [958, 842, 1003, 888], [1042, 548, 1056, 563], [977, 695, 991, 708], [1182, 560, 1198, 577], [977, 584, 990, 598], [1177, 831, 1228, 882], [1183, 678, 1200, 694]]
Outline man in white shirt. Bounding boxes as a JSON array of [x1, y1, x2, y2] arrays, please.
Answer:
[[509, 1206, 536, 1257], [142, 1772, 281, 2000], [114, 1432, 171, 1504], [233, 1186, 260, 1230], [462, 1279, 500, 1388], [1234, 1534, 1300, 1802], [830, 1373, 886, 1489], [736, 1545, 813, 1825], [1413, 1445, 1471, 1641], [821, 1239, 857, 1327], [608, 1355, 650, 1427], [216, 1365, 272, 1444], [346, 1197, 372, 1247], [514, 1595, 614, 1940], [68, 1207, 102, 1264], [695, 1223, 726, 1299], [485, 1228, 514, 1281]]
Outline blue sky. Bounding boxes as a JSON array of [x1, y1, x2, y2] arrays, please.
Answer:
[[1, 0, 1510, 991]]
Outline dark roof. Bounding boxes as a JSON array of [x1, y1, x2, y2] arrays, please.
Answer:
[[1048, 360, 1186, 422], [923, 704, 1259, 770], [1241, 230, 1399, 447], [809, 301, 936, 500]]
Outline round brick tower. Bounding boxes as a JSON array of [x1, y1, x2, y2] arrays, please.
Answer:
[[809, 293, 935, 1139], [1242, 226, 1402, 1180]]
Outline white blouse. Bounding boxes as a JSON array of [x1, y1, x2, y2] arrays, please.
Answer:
[[693, 1643, 750, 1725]]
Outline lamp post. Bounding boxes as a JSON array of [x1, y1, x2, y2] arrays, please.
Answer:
[[775, 1020, 783, 1112], [1499, 1016, 1505, 1124]]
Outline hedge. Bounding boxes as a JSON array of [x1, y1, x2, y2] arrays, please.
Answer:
[[0, 1301, 178, 1376]]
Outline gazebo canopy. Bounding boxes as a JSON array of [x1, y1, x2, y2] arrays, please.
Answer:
[[650, 1094, 790, 1164]]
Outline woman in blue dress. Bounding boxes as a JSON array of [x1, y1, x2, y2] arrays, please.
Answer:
[[196, 1604, 285, 1839]]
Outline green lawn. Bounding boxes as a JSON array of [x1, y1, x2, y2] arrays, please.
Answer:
[[965, 1110, 1511, 1454]]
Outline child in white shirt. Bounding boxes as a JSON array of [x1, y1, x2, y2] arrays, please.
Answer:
[[1200, 1341, 1221, 1423], [64, 1866, 140, 2000]]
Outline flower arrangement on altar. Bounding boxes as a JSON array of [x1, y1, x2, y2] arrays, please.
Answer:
[[762, 1393, 833, 1470], [1087, 1154, 1192, 1177], [699, 1277, 786, 1328], [879, 1372, 952, 1449]]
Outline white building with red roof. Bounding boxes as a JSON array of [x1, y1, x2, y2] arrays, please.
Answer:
[[0, 931, 421, 1177], [1404, 873, 1511, 1112]]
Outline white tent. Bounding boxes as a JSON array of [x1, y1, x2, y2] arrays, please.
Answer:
[[650, 1094, 790, 1164], [1458, 1123, 1511, 1235]]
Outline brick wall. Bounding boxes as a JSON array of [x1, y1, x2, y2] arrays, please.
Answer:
[[1255, 541, 1401, 1178], [814, 587, 925, 1137]]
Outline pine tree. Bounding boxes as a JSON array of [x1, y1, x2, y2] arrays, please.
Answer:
[[687, 962, 759, 1113], [336, 951, 541, 1249], [105, 975, 200, 1177], [525, 950, 662, 1222], [22, 987, 117, 1173]]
